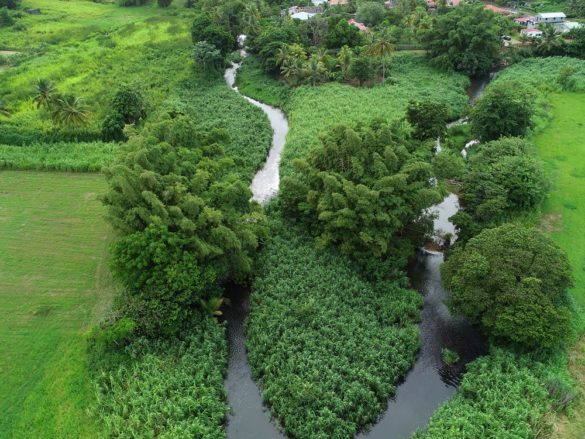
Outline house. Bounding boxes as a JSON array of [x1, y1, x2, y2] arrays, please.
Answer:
[[287, 5, 322, 20], [329, 0, 349, 5], [384, 0, 396, 8], [521, 28, 543, 38], [291, 11, 317, 20], [536, 12, 566, 24], [484, 5, 511, 15], [348, 18, 369, 32], [514, 15, 536, 27], [426, 0, 436, 8]]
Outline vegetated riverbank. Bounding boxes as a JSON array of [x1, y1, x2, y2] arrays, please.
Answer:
[[532, 92, 585, 439], [233, 50, 488, 438]]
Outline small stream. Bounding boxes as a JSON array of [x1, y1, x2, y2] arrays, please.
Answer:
[[222, 48, 495, 438]]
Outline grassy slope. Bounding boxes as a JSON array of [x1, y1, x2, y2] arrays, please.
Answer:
[[0, 171, 114, 438], [533, 93, 585, 438]]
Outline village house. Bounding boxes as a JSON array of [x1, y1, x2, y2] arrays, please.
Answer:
[[521, 28, 543, 38], [348, 18, 369, 32], [329, 0, 349, 6], [536, 12, 566, 24], [286, 5, 323, 20], [514, 15, 536, 27]]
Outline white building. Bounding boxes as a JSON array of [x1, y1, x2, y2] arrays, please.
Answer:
[[291, 11, 317, 20], [521, 28, 543, 38], [536, 12, 566, 24]]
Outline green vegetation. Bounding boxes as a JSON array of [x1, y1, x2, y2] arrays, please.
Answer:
[[247, 217, 421, 439], [423, 4, 506, 77], [281, 53, 469, 176], [0, 141, 117, 171], [442, 224, 574, 350], [0, 171, 114, 439], [413, 349, 565, 438], [94, 319, 227, 439], [532, 92, 585, 438], [235, 56, 290, 107], [281, 119, 440, 260], [471, 82, 536, 141]]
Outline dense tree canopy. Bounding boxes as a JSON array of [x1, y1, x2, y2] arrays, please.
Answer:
[[356, 1, 387, 27], [281, 119, 441, 259], [191, 13, 235, 56], [442, 224, 574, 350], [470, 81, 535, 141], [423, 4, 504, 77], [452, 137, 547, 242], [104, 116, 267, 280], [406, 100, 449, 140]]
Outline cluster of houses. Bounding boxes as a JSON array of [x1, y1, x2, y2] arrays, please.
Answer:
[[284, 0, 582, 40], [513, 12, 582, 38]]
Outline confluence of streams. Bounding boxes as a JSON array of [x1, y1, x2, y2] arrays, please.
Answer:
[[223, 45, 492, 439]]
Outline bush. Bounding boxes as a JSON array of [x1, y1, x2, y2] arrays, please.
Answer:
[[442, 224, 574, 350], [471, 81, 535, 141], [281, 119, 441, 260], [95, 317, 228, 439], [406, 100, 450, 140], [414, 350, 555, 438], [246, 217, 421, 439]]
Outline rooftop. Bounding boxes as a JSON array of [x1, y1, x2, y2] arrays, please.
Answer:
[[537, 12, 566, 18]]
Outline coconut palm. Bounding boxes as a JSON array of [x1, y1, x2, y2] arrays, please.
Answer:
[[33, 79, 58, 109], [337, 45, 353, 80], [537, 24, 564, 55], [52, 95, 89, 127], [303, 55, 328, 86], [368, 35, 395, 82]]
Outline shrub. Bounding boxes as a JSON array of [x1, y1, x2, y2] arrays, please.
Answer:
[[246, 218, 421, 439], [442, 224, 574, 350], [471, 81, 535, 141]]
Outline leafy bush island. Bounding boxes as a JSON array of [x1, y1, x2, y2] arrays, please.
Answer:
[[0, 141, 118, 172], [413, 349, 564, 439], [94, 316, 227, 439], [246, 218, 422, 439]]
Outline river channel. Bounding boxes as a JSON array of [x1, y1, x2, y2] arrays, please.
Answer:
[[223, 52, 493, 438]]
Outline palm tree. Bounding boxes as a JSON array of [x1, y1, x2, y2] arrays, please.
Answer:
[[0, 100, 10, 117], [537, 25, 564, 55], [280, 57, 304, 85], [336, 45, 353, 81], [52, 95, 89, 127], [303, 55, 328, 86], [33, 79, 58, 109], [368, 36, 395, 82]]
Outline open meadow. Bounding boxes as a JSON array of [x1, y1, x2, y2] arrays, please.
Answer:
[[0, 171, 113, 439]]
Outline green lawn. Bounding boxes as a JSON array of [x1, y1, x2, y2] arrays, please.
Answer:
[[532, 93, 585, 439], [0, 171, 114, 438]]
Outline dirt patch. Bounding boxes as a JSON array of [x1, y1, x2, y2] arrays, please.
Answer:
[[540, 213, 563, 233], [0, 50, 19, 56]]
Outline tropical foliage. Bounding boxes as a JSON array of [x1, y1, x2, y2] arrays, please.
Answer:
[[442, 224, 574, 350], [281, 119, 441, 260], [246, 218, 421, 439]]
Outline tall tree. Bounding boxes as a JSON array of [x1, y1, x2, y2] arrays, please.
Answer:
[[368, 35, 394, 82], [33, 79, 58, 110], [51, 95, 89, 127], [423, 4, 504, 77], [442, 224, 573, 350]]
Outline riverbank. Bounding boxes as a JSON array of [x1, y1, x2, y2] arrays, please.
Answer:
[[533, 93, 585, 439]]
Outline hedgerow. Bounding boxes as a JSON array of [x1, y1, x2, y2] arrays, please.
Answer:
[[0, 141, 118, 172], [246, 217, 422, 439], [94, 315, 228, 439]]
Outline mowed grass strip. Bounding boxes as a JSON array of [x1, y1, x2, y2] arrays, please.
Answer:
[[0, 171, 114, 438], [533, 93, 585, 439]]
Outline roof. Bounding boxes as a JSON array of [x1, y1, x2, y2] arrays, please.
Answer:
[[521, 28, 542, 33], [291, 12, 316, 20], [348, 18, 369, 32], [537, 12, 566, 18], [329, 0, 349, 5], [514, 15, 536, 22]]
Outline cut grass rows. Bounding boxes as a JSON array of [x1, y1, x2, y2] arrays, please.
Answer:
[[0, 171, 115, 439]]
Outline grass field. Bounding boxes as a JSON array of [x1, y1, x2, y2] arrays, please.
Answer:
[[0, 171, 114, 438], [532, 93, 585, 439]]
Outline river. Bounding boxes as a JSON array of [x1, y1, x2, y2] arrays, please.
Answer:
[[222, 50, 494, 438]]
